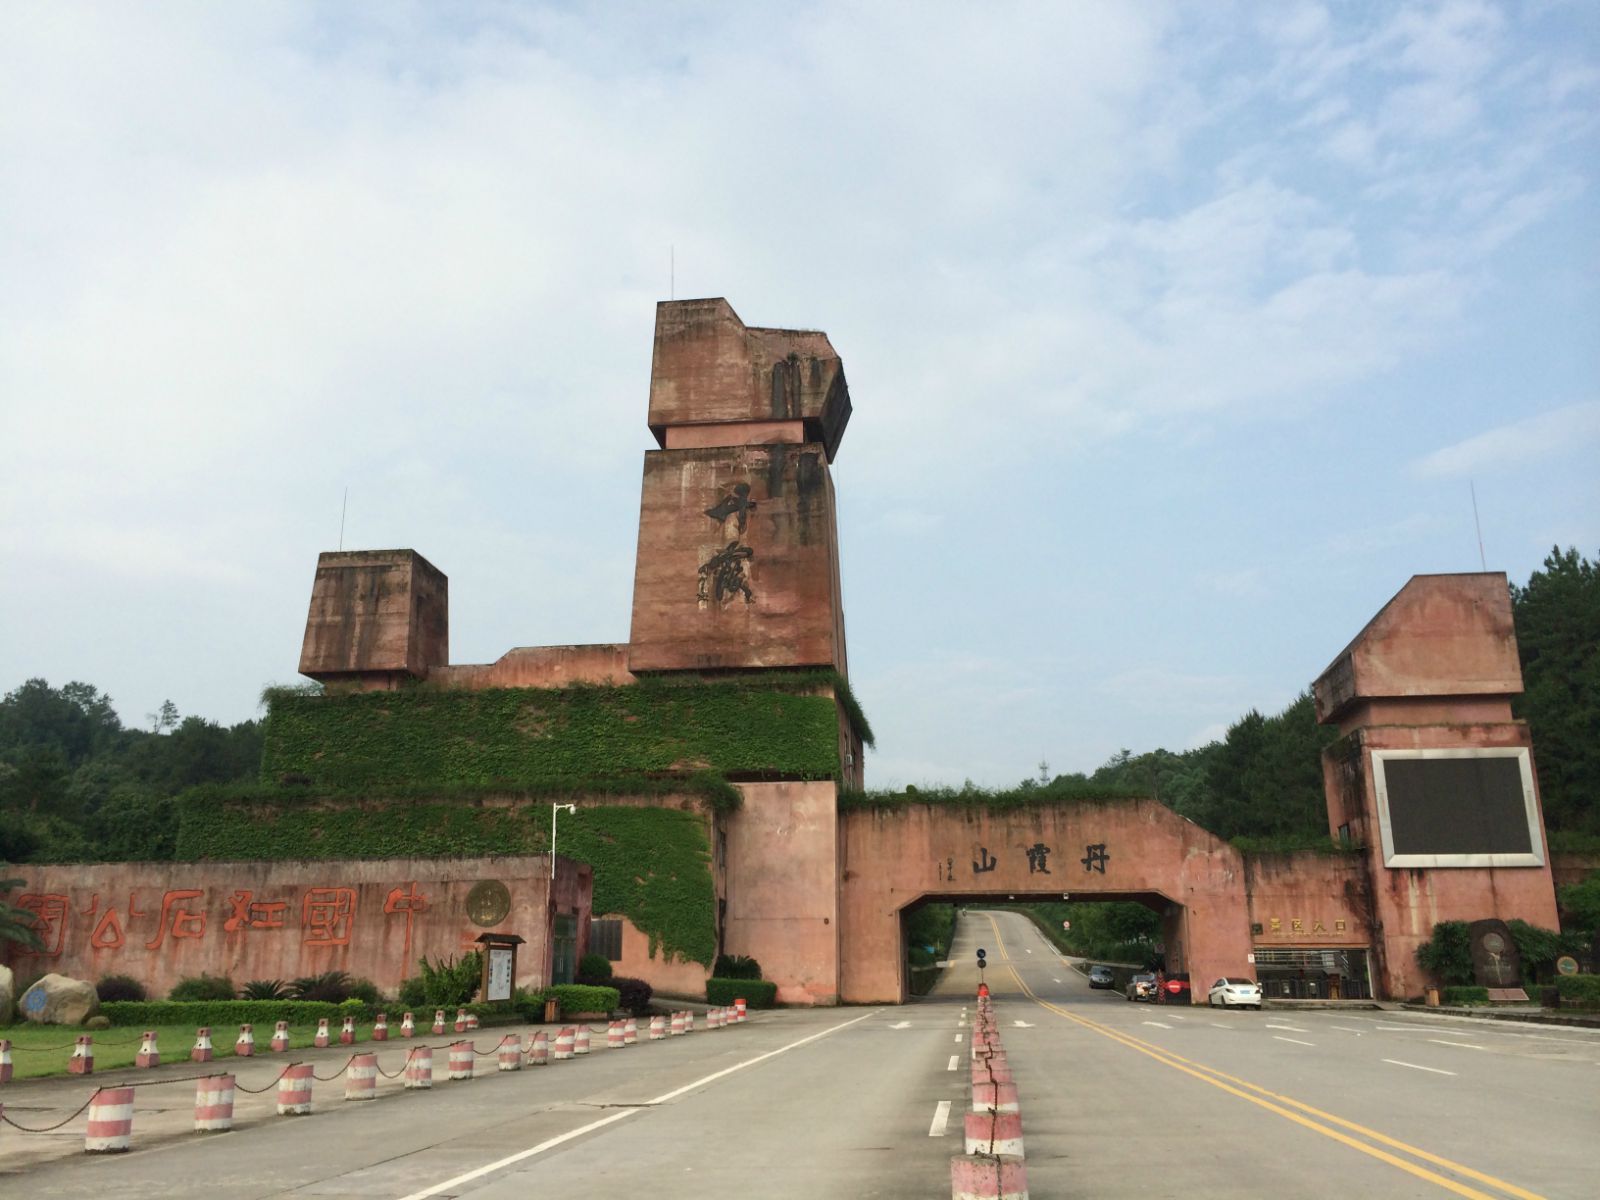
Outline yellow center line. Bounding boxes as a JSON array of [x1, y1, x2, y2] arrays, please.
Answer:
[[983, 914, 1545, 1200]]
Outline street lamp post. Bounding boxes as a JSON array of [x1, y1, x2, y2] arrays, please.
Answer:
[[546, 803, 577, 988]]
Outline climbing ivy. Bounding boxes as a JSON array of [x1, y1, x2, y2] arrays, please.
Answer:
[[174, 788, 718, 967], [261, 677, 850, 789], [838, 779, 1146, 813]]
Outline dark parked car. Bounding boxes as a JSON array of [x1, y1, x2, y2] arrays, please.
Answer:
[[1087, 965, 1115, 989], [1158, 973, 1191, 1003]]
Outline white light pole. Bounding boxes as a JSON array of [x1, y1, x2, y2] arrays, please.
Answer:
[[546, 803, 577, 988]]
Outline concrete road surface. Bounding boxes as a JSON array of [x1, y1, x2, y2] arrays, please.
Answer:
[[2, 909, 1596, 1198]]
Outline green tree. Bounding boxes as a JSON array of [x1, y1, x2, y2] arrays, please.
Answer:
[[1511, 547, 1600, 834], [0, 876, 45, 951]]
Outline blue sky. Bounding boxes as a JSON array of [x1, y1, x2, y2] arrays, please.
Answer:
[[2, 1, 1595, 786]]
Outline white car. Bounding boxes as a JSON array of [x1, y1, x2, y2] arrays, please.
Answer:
[[1207, 977, 1263, 1009]]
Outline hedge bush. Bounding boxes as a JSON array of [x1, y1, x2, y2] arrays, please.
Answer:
[[613, 976, 653, 1015], [1441, 985, 1490, 1005], [577, 953, 613, 984], [101, 999, 359, 1028], [96, 974, 148, 1003], [1555, 974, 1600, 1010], [532, 984, 619, 1016], [260, 678, 850, 790], [169, 974, 236, 1002], [706, 978, 776, 1008]]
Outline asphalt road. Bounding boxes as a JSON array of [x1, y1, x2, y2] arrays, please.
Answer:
[[2, 909, 1596, 1198]]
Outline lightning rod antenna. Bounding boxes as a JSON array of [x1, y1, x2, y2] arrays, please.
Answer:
[[339, 486, 348, 552], [670, 245, 675, 300], [1470, 480, 1486, 570]]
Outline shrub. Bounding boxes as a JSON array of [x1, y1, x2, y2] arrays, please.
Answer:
[[908, 945, 936, 968], [396, 975, 428, 1009], [346, 977, 381, 1005], [577, 953, 613, 984], [416, 952, 482, 1007], [1415, 921, 1473, 986], [102, 999, 359, 1028], [1555, 974, 1600, 1010], [707, 978, 776, 1008], [531, 984, 619, 1016], [712, 954, 763, 980], [241, 979, 292, 1000], [1441, 986, 1490, 1005], [169, 973, 235, 1002], [612, 976, 653, 1015], [291, 970, 353, 1003], [96, 974, 148, 1003]]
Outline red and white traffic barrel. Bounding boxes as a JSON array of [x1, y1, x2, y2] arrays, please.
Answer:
[[649, 1016, 666, 1040], [448, 1041, 473, 1081], [552, 1027, 575, 1060], [85, 1085, 135, 1152], [951, 1153, 1028, 1200], [735, 998, 747, 1022], [432, 1010, 446, 1035], [235, 1024, 255, 1057], [345, 1052, 378, 1101], [453, 1008, 467, 1033], [0, 1039, 10, 1084], [528, 1030, 549, 1065], [574, 1025, 591, 1055], [623, 1018, 638, 1045], [971, 1080, 1020, 1115], [497, 1034, 522, 1071], [135, 1030, 159, 1069], [195, 1074, 236, 1132], [606, 1022, 625, 1050], [371, 1012, 388, 1041], [277, 1063, 314, 1115], [964, 1110, 1025, 1158], [670, 1012, 685, 1036], [684, 1012, 695, 1033], [404, 1045, 433, 1089], [465, 1012, 479, 1031]]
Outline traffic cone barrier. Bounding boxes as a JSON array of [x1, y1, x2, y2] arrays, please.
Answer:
[[68, 1035, 94, 1075], [135, 1030, 159, 1068], [623, 1017, 638, 1045], [971, 1080, 1020, 1114], [453, 1008, 467, 1033], [400, 1012, 415, 1038], [649, 1015, 666, 1040], [670, 1012, 685, 1036], [191, 1028, 214, 1064], [735, 998, 747, 1022], [339, 1015, 355, 1045], [313, 1019, 330, 1048], [432, 1010, 446, 1035], [964, 1110, 1025, 1158], [465, 1012, 479, 1031], [574, 1025, 591, 1055], [271, 1021, 289, 1052], [950, 1153, 1028, 1199], [607, 1021, 625, 1049], [195, 1074, 236, 1132], [497, 1034, 522, 1071], [235, 1024, 255, 1057]]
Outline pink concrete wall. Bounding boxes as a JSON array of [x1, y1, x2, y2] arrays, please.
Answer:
[[838, 799, 1254, 1003], [4, 855, 590, 998], [431, 644, 635, 690], [721, 781, 840, 1005], [608, 914, 711, 998], [1243, 852, 1373, 948]]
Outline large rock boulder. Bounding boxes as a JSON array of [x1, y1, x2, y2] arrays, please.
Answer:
[[18, 973, 100, 1025], [0, 963, 14, 1025]]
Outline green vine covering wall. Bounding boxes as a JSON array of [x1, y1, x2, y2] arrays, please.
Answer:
[[175, 789, 718, 966], [261, 678, 846, 789]]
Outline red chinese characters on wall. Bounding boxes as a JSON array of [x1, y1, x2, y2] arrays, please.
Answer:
[[145, 890, 207, 949], [302, 887, 357, 947], [15, 893, 68, 956], [224, 891, 289, 934], [383, 883, 428, 958]]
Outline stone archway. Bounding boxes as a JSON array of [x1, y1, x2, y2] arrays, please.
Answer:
[[838, 797, 1253, 1003]]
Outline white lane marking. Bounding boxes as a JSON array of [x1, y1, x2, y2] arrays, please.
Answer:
[[1168, 1013, 1188, 1021], [954, 1033, 963, 1043], [1025, 949, 1032, 954], [889, 1021, 911, 1029], [1383, 1059, 1456, 1076], [1143, 1021, 1172, 1029], [1274, 1036, 1315, 1047], [1374, 1024, 1427, 1032], [1052, 977, 1062, 983], [1429, 1039, 1484, 1050], [1211, 1022, 1230, 1029], [393, 1009, 881, 1200], [1012, 1020, 1035, 1028], [1330, 1026, 1365, 1034], [929, 1100, 952, 1137], [947, 1055, 959, 1071], [1265, 1023, 1309, 1032]]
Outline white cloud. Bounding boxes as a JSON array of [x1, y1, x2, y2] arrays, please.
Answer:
[[1412, 401, 1600, 479]]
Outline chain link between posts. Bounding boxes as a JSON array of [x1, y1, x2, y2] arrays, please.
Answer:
[[0, 1089, 100, 1133]]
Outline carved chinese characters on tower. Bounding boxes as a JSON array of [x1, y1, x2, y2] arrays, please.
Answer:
[[699, 482, 760, 608]]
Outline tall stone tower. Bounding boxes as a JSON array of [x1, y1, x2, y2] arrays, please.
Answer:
[[628, 298, 853, 676]]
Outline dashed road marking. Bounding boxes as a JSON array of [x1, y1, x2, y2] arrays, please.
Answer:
[[954, 1033, 962, 1043], [1383, 1059, 1456, 1076], [947, 1055, 959, 1071], [1330, 1026, 1365, 1034], [1143, 1021, 1172, 1029], [929, 1100, 952, 1137], [1274, 1036, 1315, 1047], [1429, 1039, 1484, 1050], [1266, 1023, 1309, 1033], [889, 1021, 911, 1029]]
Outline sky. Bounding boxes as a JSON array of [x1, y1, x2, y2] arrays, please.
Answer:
[[2, 1, 1596, 788]]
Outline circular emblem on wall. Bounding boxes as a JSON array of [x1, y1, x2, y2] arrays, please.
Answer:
[[1556, 955, 1579, 976], [1481, 930, 1507, 954], [466, 880, 512, 927]]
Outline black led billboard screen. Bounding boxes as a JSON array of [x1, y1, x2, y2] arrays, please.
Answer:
[[1382, 756, 1532, 856]]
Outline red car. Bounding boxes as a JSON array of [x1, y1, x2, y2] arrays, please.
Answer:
[[1157, 973, 1191, 1003]]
